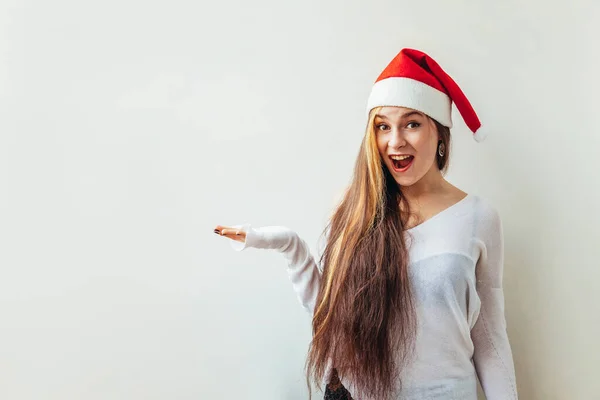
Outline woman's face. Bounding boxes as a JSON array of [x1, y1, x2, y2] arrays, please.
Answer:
[[374, 106, 440, 187]]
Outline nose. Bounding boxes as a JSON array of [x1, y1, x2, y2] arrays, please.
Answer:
[[388, 128, 406, 149]]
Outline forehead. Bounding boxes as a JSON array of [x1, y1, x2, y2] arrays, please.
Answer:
[[374, 106, 425, 119]]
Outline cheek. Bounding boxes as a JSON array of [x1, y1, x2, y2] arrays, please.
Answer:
[[413, 138, 438, 167], [376, 137, 387, 159], [375, 135, 385, 152], [417, 140, 435, 157]]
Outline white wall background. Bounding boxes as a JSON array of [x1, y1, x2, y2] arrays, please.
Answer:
[[1, 0, 599, 399]]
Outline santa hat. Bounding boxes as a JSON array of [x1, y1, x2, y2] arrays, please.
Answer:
[[366, 48, 487, 142]]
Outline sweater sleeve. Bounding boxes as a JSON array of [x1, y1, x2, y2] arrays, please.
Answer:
[[471, 206, 519, 399], [228, 223, 325, 314]]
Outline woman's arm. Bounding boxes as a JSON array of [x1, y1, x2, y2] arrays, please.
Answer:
[[471, 206, 519, 399], [228, 223, 325, 314]]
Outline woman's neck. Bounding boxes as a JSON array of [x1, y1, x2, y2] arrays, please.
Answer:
[[401, 168, 449, 203]]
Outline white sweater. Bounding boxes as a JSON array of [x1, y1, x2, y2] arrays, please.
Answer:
[[229, 193, 518, 400]]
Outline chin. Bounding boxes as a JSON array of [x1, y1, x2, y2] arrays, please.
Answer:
[[394, 177, 417, 187]]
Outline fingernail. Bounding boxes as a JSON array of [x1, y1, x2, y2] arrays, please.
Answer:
[[214, 229, 220, 234]]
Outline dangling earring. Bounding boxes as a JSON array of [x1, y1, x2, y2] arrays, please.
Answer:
[[438, 141, 445, 157]]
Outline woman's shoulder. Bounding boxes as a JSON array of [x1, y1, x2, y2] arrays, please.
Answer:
[[437, 186, 497, 220], [468, 193, 501, 218], [466, 194, 503, 238]]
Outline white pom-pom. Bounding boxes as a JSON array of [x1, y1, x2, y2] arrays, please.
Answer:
[[473, 125, 488, 143]]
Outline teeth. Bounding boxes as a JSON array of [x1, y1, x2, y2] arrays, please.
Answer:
[[390, 155, 412, 160]]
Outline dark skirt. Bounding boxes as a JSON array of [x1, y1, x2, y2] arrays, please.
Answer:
[[324, 368, 354, 400]]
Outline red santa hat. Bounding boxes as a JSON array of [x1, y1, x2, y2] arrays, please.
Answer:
[[366, 48, 487, 142]]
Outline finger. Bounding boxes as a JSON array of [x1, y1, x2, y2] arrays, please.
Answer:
[[214, 227, 247, 241], [222, 228, 246, 239], [222, 230, 246, 243], [214, 225, 232, 235], [214, 225, 227, 235]]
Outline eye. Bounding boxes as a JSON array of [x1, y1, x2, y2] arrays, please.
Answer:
[[376, 123, 390, 131], [407, 121, 421, 129]]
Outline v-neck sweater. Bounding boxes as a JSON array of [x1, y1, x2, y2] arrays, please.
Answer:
[[228, 194, 518, 399]]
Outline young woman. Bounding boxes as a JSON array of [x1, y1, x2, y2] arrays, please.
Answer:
[[214, 48, 518, 400]]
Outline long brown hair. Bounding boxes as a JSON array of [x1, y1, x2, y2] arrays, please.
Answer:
[[305, 107, 451, 399]]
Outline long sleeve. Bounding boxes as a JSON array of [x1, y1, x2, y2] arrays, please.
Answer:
[[471, 206, 519, 399], [228, 223, 324, 314]]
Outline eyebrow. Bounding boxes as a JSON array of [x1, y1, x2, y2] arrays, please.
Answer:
[[374, 111, 424, 120]]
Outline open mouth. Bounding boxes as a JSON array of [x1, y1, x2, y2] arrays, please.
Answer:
[[390, 155, 414, 172]]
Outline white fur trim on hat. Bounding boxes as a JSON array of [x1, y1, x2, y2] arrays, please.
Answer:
[[366, 77, 453, 128]]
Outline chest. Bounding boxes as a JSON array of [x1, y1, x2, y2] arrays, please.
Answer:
[[406, 225, 479, 302], [408, 252, 476, 304]]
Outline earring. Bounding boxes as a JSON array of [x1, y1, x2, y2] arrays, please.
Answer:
[[438, 141, 445, 157]]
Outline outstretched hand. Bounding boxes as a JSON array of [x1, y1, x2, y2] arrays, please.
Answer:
[[214, 225, 247, 243]]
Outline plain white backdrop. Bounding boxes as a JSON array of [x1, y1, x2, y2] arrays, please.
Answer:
[[1, 0, 599, 399]]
